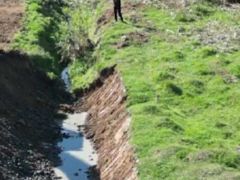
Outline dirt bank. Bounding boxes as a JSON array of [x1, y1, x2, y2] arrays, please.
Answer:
[[0, 0, 24, 50], [0, 51, 70, 179], [73, 67, 138, 180]]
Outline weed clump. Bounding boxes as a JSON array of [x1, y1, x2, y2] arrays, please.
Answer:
[[166, 82, 183, 96], [143, 104, 160, 114], [157, 71, 175, 81], [189, 80, 205, 94], [193, 4, 214, 17], [201, 47, 218, 57], [156, 117, 184, 132], [175, 11, 196, 22]]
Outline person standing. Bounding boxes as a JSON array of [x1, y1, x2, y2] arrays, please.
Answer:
[[113, 0, 124, 22]]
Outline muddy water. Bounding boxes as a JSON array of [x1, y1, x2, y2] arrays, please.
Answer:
[[54, 68, 97, 180]]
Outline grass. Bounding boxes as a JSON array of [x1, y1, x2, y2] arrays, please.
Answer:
[[68, 1, 240, 179], [12, 0, 68, 75]]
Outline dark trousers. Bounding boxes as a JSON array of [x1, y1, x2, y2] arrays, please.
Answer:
[[114, 0, 123, 22]]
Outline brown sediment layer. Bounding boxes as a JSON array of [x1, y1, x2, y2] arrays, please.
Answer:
[[73, 67, 138, 180]]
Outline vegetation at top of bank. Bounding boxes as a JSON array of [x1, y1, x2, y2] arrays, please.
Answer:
[[68, 0, 240, 179], [13, 0, 104, 77], [12, 0, 67, 75]]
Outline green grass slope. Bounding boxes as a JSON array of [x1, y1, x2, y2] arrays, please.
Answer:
[[12, 0, 68, 75], [16, 0, 240, 179], [69, 1, 240, 179]]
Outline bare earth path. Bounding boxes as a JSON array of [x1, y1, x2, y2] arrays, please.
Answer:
[[0, 0, 24, 50]]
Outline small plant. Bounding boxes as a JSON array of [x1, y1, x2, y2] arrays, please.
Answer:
[[201, 47, 218, 57], [156, 117, 184, 132], [166, 82, 183, 96], [57, 1, 94, 64], [157, 71, 175, 81], [193, 4, 214, 17], [175, 11, 196, 22], [189, 80, 205, 94]]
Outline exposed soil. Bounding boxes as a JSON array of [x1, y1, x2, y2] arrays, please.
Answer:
[[0, 2, 73, 179], [0, 50, 70, 179], [73, 67, 138, 180], [0, 0, 24, 50]]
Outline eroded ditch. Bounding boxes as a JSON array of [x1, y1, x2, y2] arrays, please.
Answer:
[[55, 66, 138, 180], [54, 68, 98, 180], [0, 54, 137, 179]]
